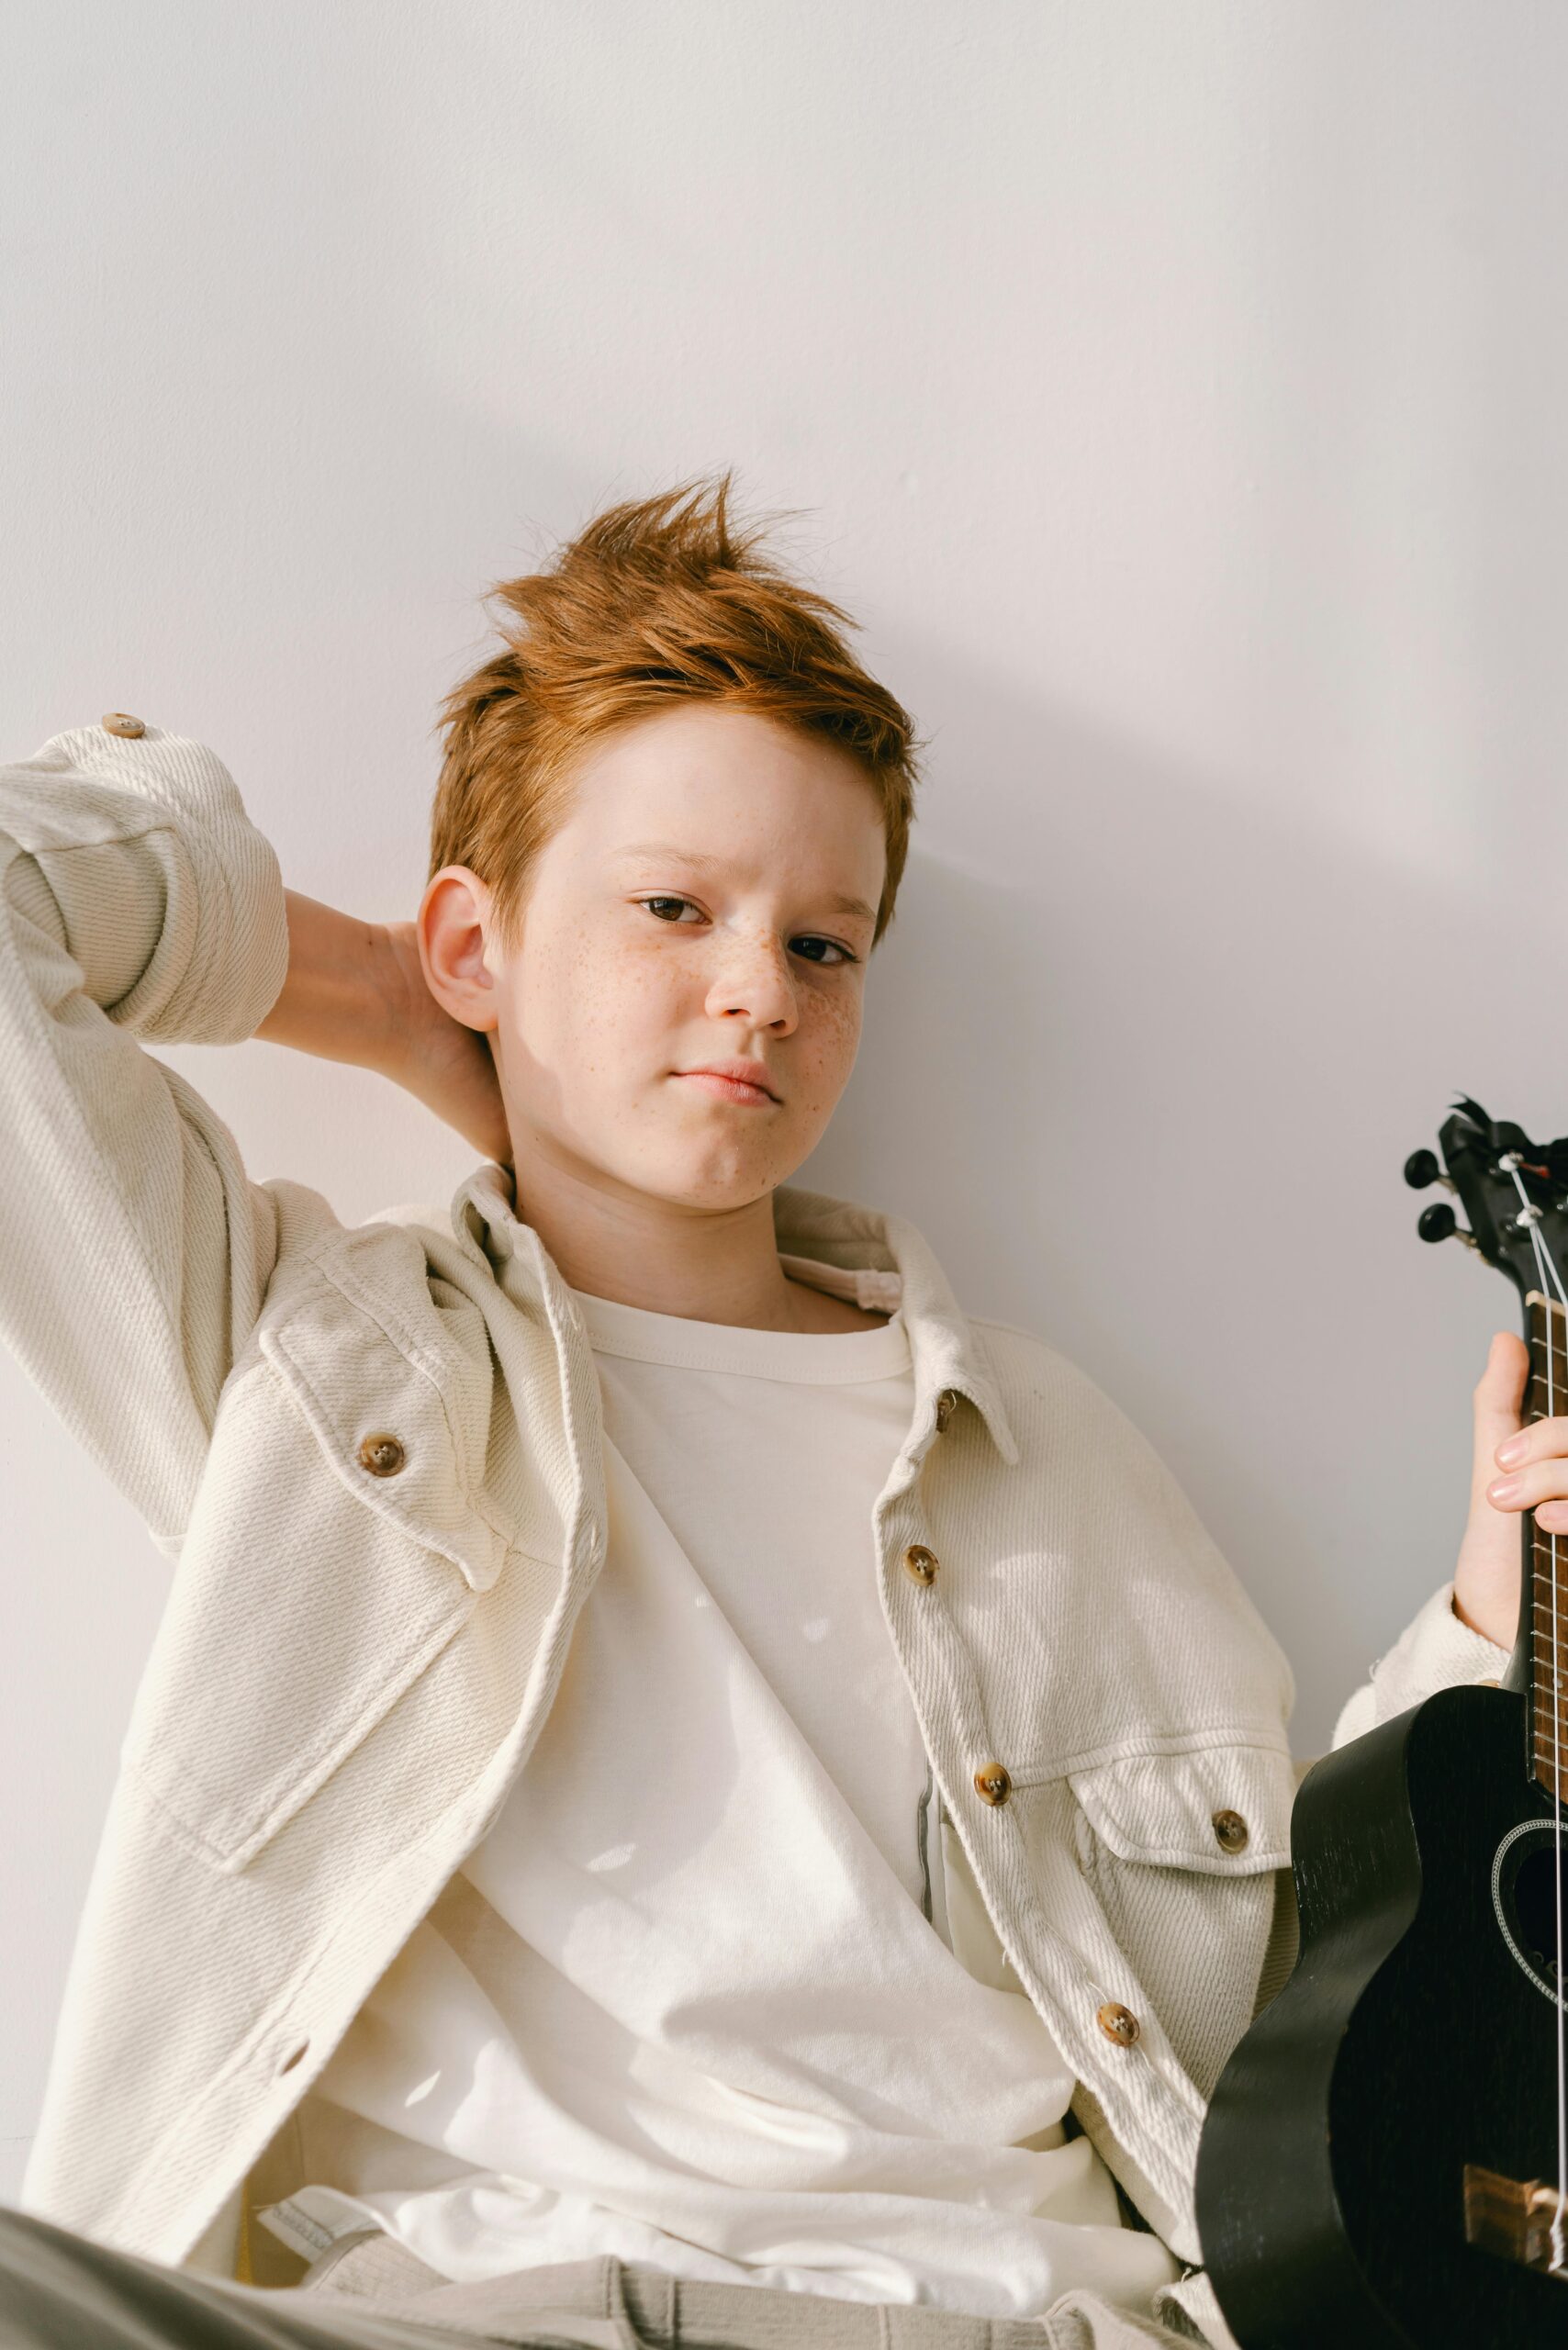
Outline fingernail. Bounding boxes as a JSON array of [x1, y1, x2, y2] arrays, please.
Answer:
[[1489, 1475, 1523, 1505], [1495, 1435, 1528, 1469]]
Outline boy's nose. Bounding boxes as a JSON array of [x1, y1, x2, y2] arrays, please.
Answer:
[[704, 936, 798, 1031]]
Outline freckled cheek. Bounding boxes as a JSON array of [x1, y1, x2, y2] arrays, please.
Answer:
[[789, 991, 862, 1113], [520, 935, 690, 1081]]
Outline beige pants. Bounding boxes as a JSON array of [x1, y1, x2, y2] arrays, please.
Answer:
[[0, 2204, 1204, 2350], [311, 2227, 1202, 2349]]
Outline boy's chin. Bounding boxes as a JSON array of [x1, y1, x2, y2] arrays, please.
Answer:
[[615, 1147, 797, 1216]]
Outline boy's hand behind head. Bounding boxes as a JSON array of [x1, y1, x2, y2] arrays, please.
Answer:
[[382, 918, 512, 1166]]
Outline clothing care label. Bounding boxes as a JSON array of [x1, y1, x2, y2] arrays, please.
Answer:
[[255, 2186, 388, 2259]]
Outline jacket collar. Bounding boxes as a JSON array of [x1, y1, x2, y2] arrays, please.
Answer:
[[451, 1165, 1020, 1469]]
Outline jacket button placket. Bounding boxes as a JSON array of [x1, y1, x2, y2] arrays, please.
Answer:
[[901, 1387, 962, 1593]]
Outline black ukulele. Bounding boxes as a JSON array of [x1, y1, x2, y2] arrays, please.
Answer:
[[1194, 1098, 1568, 2348]]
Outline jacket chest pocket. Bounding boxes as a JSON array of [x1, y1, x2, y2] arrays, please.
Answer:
[[1067, 1742, 1298, 2100], [121, 1277, 512, 1875]]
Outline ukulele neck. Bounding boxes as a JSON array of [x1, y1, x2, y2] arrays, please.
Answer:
[[1524, 1292, 1568, 1806]]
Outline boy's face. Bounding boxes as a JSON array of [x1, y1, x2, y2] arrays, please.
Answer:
[[460, 705, 887, 1211]]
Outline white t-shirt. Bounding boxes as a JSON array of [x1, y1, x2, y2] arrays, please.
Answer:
[[265, 1259, 1180, 2322]]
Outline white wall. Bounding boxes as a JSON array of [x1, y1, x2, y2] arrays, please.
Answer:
[[5, 0, 1565, 2196]]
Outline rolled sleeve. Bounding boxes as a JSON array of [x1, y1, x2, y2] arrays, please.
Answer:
[[1332, 1580, 1510, 1750]]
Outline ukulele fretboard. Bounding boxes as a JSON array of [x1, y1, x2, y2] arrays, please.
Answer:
[[1526, 1293, 1568, 1806]]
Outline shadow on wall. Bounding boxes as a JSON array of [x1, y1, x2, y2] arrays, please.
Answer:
[[801, 643, 1540, 1753]]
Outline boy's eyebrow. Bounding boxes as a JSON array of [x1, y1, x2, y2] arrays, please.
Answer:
[[611, 843, 878, 929]]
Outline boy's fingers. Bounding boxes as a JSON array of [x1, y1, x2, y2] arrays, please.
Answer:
[[1474, 1330, 1529, 1486], [1486, 1456, 1568, 1511], [1498, 1417, 1568, 1466]]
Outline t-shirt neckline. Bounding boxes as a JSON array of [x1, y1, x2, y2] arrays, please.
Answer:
[[567, 1254, 911, 1384]]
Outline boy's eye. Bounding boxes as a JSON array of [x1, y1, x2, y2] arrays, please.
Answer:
[[635, 898, 857, 968]]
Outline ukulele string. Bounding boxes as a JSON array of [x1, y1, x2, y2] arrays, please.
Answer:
[[1503, 1158, 1568, 2266]]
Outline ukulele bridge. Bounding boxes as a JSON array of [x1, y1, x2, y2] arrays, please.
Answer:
[[1463, 2163, 1568, 2278]]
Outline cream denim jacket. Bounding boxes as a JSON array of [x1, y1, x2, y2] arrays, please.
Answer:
[[2, 725, 1507, 2339]]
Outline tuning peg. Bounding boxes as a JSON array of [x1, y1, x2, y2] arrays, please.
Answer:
[[1416, 1203, 1479, 1250], [1405, 1149, 1441, 1191]]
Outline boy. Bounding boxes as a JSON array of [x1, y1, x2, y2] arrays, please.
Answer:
[[0, 480, 1543, 2350]]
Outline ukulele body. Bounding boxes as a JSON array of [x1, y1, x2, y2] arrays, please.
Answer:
[[1195, 1681, 1565, 2348]]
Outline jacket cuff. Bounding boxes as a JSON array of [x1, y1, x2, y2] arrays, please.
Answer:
[[1368, 1580, 1509, 1722], [21, 723, 288, 1045]]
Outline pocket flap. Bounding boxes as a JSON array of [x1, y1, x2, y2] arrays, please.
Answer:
[[1069, 1742, 1296, 1874], [260, 1270, 509, 1594]]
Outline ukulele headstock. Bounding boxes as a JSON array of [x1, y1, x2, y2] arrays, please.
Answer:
[[1406, 1095, 1568, 1307], [1411, 1101, 1568, 1801]]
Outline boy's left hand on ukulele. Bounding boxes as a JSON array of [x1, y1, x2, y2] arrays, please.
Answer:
[[1452, 1330, 1537, 1649]]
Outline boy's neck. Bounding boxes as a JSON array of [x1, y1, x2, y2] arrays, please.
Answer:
[[506, 1136, 876, 1335]]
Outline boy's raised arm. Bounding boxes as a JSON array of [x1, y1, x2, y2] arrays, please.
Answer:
[[255, 890, 511, 1164], [0, 720, 296, 1550]]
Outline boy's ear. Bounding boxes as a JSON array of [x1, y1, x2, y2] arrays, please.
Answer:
[[418, 866, 505, 1034]]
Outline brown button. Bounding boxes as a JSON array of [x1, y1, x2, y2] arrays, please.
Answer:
[[102, 711, 146, 738], [1212, 1808, 1249, 1854], [935, 1387, 959, 1433], [903, 1543, 939, 1586], [1096, 2000, 1141, 2047], [357, 1432, 407, 1478], [974, 1762, 1012, 1807]]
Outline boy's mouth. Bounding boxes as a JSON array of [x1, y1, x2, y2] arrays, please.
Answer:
[[674, 1061, 781, 1106]]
